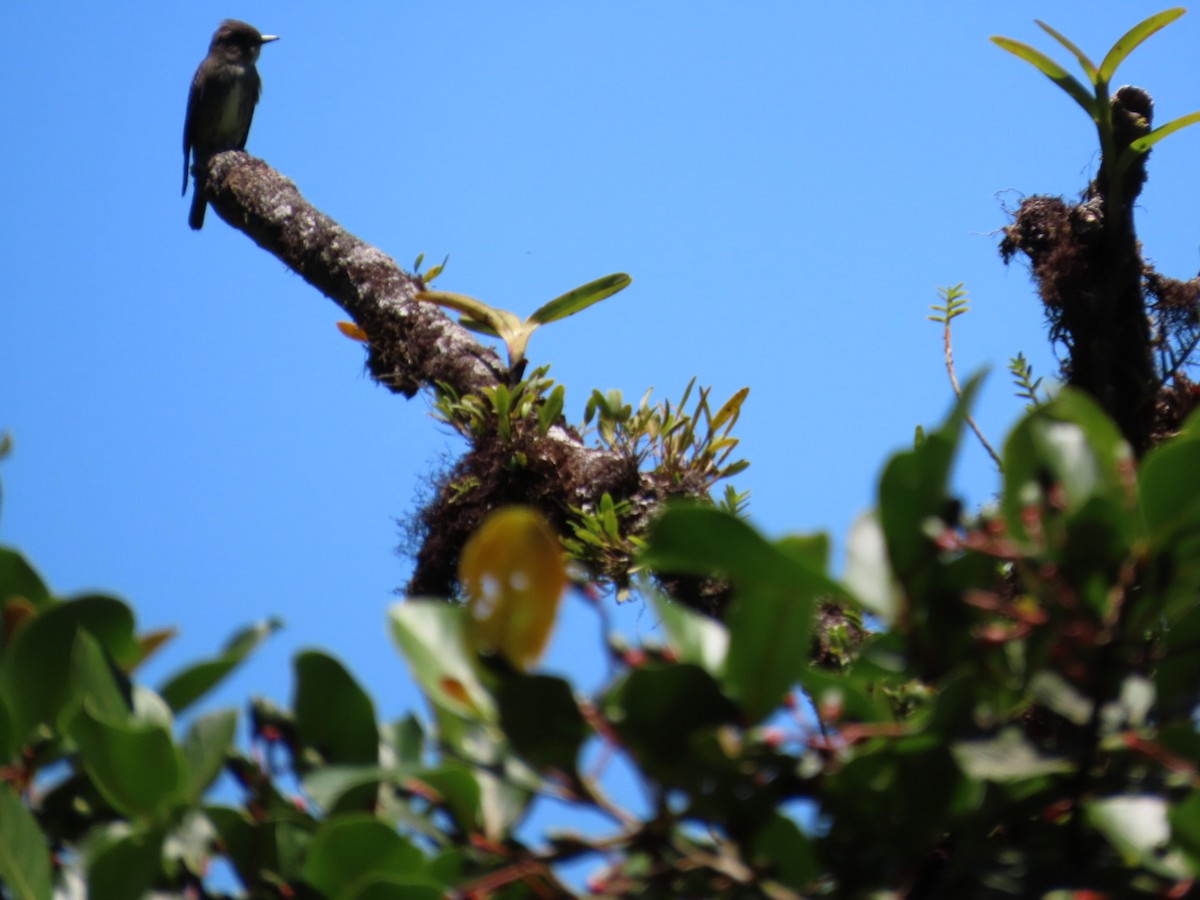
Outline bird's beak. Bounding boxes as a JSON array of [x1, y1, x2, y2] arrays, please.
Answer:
[[261, 34, 279, 44]]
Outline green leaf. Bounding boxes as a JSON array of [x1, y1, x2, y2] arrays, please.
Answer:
[[1001, 388, 1133, 546], [390, 714, 425, 769], [603, 663, 739, 785], [528, 273, 631, 325], [643, 505, 845, 599], [1118, 109, 1200, 171], [158, 618, 280, 714], [294, 651, 380, 766], [1140, 435, 1200, 549], [495, 673, 589, 775], [643, 506, 833, 721], [724, 581, 814, 723], [0, 696, 13, 764], [1087, 795, 1190, 878], [181, 709, 237, 802], [301, 814, 424, 899], [346, 879, 444, 900], [651, 592, 729, 675], [842, 512, 901, 625], [0, 783, 52, 900], [950, 728, 1071, 782], [0, 546, 51, 612], [68, 629, 133, 727], [388, 601, 496, 720], [414, 291, 504, 330], [0, 596, 138, 741], [537, 384, 565, 435], [1034, 19, 1098, 83], [84, 824, 165, 900], [990, 36, 1097, 118], [458, 315, 500, 338], [800, 667, 892, 724], [777, 532, 830, 571], [1098, 8, 1186, 84], [414, 764, 483, 833], [747, 812, 818, 891], [879, 373, 982, 581], [1169, 790, 1200, 871], [304, 765, 388, 813], [69, 704, 186, 821]]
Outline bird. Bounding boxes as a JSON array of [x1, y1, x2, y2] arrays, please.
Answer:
[[182, 20, 278, 231]]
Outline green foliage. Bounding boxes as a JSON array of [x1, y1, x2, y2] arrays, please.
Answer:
[[1008, 351, 1048, 409], [432, 365, 559, 440], [927, 281, 970, 325], [583, 378, 750, 488], [992, 9, 1200, 211], [11, 387, 1200, 895], [7, 11, 1200, 896], [417, 273, 631, 368]]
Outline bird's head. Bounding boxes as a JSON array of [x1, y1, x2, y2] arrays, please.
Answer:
[[209, 20, 278, 63]]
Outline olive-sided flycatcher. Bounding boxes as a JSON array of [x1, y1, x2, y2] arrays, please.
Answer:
[[183, 21, 278, 230]]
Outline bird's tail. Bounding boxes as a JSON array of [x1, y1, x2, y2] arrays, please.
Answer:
[[188, 179, 207, 230]]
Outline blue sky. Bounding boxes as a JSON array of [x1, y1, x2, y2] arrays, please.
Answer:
[[3, 0, 1200, 857]]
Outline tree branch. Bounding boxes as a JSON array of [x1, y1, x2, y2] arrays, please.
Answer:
[[199, 151, 652, 598], [203, 150, 507, 399]]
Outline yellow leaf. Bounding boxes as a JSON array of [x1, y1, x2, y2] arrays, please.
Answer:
[[336, 321, 369, 342], [459, 506, 567, 671]]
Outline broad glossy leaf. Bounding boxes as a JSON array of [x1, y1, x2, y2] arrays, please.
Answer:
[[1087, 794, 1189, 878], [950, 728, 1071, 782], [496, 673, 589, 775], [301, 815, 423, 898], [413, 765, 483, 834], [0, 783, 52, 900], [644, 506, 833, 721], [84, 825, 165, 900], [304, 766, 388, 813], [603, 663, 739, 784], [181, 709, 237, 802], [69, 704, 186, 821], [842, 511, 901, 624], [346, 878, 443, 900], [1002, 388, 1132, 544], [460, 507, 568, 672], [528, 273, 631, 325], [747, 813, 819, 890], [295, 651, 379, 766], [388, 601, 495, 720], [1139, 436, 1200, 548], [1169, 790, 1200, 871], [800, 668, 892, 724], [724, 582, 814, 723], [878, 374, 981, 580], [1, 597, 137, 741], [651, 592, 728, 675], [0, 546, 51, 613], [643, 505, 844, 598], [158, 618, 281, 714]]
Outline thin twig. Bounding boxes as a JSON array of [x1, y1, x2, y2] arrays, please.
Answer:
[[942, 317, 1004, 469]]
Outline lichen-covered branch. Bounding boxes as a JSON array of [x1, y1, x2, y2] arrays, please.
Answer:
[[198, 150, 690, 601], [204, 150, 506, 399]]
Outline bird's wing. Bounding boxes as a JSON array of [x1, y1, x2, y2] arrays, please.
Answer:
[[182, 75, 203, 195]]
